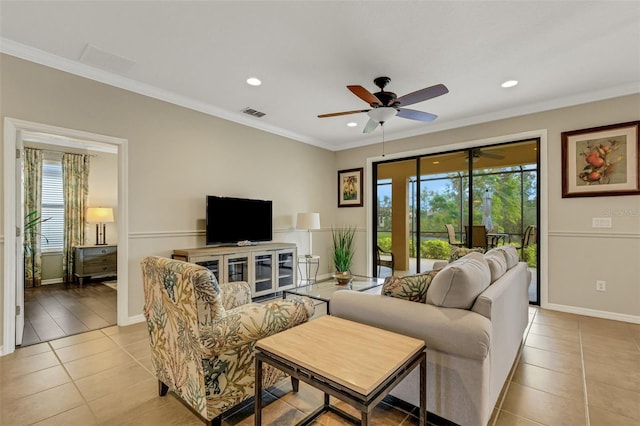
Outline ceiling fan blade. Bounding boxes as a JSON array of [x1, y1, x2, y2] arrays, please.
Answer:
[[348, 85, 382, 106], [317, 109, 369, 118], [363, 118, 379, 133], [394, 84, 449, 107], [396, 108, 437, 122]]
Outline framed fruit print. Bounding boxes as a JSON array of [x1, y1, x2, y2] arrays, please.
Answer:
[[561, 121, 640, 198]]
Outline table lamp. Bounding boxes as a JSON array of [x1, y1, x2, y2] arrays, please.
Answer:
[[86, 207, 114, 245], [296, 212, 321, 255]]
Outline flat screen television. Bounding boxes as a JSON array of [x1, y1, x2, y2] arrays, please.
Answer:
[[206, 196, 273, 245]]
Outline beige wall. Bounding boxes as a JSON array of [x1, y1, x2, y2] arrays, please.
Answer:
[[1, 53, 639, 353], [335, 94, 640, 319], [0, 54, 337, 350], [86, 151, 118, 246]]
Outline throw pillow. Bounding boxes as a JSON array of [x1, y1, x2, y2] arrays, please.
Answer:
[[426, 252, 491, 309], [382, 270, 439, 303], [484, 249, 508, 282], [491, 245, 519, 269], [449, 246, 486, 263]]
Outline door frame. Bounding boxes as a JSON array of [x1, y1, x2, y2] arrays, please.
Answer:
[[3, 117, 129, 355], [365, 129, 548, 306]]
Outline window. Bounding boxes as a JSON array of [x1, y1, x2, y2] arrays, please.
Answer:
[[41, 159, 64, 251]]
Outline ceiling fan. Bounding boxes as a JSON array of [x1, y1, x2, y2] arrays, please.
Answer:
[[318, 77, 449, 133], [466, 148, 505, 162]]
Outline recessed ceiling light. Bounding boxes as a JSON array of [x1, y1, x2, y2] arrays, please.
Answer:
[[347, 122, 358, 127], [501, 80, 519, 88], [246, 77, 262, 86]]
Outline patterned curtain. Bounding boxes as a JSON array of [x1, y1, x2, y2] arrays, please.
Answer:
[[24, 148, 43, 288], [62, 153, 90, 283]]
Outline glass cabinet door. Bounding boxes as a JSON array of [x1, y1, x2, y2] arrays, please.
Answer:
[[276, 249, 296, 290], [192, 255, 223, 283], [224, 254, 249, 283], [252, 251, 274, 296]]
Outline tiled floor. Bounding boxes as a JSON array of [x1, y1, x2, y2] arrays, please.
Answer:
[[22, 282, 117, 346], [1, 307, 638, 425]]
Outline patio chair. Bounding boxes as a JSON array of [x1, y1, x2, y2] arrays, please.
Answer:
[[514, 225, 537, 258], [465, 225, 488, 249], [140, 256, 314, 426], [376, 245, 395, 276], [445, 224, 464, 247]]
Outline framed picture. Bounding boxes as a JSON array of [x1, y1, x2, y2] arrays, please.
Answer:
[[338, 167, 363, 207], [561, 121, 640, 198]]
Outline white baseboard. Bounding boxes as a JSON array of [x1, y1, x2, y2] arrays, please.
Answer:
[[542, 302, 640, 324], [122, 314, 146, 326]]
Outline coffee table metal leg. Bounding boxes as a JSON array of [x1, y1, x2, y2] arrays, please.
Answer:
[[255, 356, 263, 425], [419, 351, 427, 426]]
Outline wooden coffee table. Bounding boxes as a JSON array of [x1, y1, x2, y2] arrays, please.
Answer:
[[255, 315, 426, 425]]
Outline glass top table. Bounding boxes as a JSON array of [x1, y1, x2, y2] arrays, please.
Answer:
[[284, 275, 384, 311]]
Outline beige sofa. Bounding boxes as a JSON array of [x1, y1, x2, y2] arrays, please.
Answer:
[[330, 246, 530, 426]]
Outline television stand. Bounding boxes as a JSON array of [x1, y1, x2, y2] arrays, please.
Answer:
[[172, 242, 298, 298]]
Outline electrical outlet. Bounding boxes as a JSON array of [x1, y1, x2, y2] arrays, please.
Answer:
[[596, 280, 606, 292]]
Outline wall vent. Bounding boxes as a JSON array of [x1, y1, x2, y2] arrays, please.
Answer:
[[241, 107, 266, 118]]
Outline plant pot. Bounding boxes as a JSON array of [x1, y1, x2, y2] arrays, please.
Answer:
[[334, 271, 352, 286]]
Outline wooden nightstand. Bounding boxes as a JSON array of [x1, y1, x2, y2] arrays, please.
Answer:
[[73, 245, 117, 284]]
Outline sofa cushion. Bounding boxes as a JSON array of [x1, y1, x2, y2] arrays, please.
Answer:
[[448, 246, 485, 263], [426, 252, 492, 309], [382, 270, 439, 303], [484, 249, 508, 282], [491, 245, 519, 269]]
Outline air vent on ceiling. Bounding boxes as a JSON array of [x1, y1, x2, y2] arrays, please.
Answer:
[[241, 107, 266, 118], [79, 44, 135, 74]]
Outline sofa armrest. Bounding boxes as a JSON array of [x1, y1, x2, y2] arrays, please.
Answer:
[[219, 281, 252, 310], [471, 261, 530, 409], [199, 296, 314, 355], [471, 262, 531, 320], [330, 291, 491, 360]]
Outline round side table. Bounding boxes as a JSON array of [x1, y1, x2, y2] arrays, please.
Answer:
[[297, 254, 320, 286]]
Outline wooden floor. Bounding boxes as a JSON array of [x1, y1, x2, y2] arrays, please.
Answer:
[[21, 281, 117, 347]]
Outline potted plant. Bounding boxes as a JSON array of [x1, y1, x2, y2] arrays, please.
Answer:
[[331, 225, 356, 285]]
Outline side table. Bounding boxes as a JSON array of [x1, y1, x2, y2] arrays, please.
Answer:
[[297, 254, 319, 286], [73, 245, 117, 284]]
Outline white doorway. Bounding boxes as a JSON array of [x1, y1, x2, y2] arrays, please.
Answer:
[[3, 118, 129, 355]]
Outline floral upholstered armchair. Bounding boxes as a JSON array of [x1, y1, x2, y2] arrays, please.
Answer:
[[140, 256, 314, 426]]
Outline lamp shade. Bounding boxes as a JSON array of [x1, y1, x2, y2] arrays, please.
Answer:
[[86, 207, 114, 223], [296, 212, 320, 230]]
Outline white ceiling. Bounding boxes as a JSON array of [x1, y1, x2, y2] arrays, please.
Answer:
[[1, 1, 639, 151]]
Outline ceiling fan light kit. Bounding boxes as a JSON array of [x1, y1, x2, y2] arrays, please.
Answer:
[[318, 76, 449, 133], [368, 107, 397, 124]]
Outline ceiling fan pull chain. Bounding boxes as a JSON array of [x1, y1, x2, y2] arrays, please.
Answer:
[[382, 124, 386, 157]]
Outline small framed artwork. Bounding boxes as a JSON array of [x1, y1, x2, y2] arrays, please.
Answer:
[[561, 121, 640, 198], [338, 167, 364, 207]]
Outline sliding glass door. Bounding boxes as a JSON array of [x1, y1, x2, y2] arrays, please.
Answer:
[[373, 139, 540, 304]]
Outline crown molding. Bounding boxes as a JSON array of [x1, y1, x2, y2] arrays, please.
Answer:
[[0, 38, 334, 151], [341, 81, 640, 151], [2, 38, 638, 152]]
